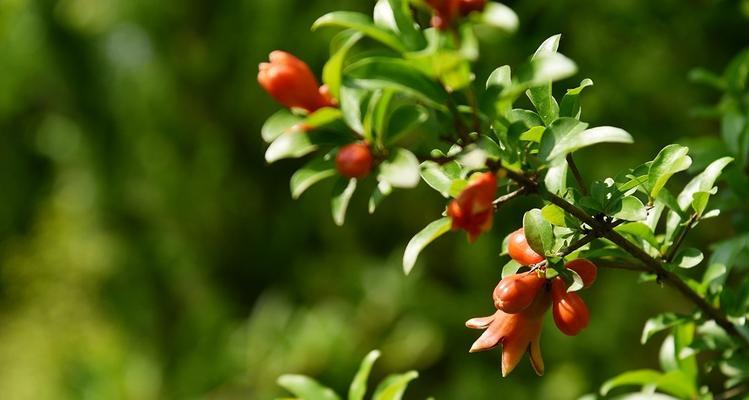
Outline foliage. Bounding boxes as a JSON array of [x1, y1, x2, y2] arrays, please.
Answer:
[[261, 1, 749, 398]]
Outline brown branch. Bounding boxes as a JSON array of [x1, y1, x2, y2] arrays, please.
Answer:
[[663, 213, 698, 262], [555, 219, 626, 258], [493, 187, 526, 208], [566, 154, 588, 195]]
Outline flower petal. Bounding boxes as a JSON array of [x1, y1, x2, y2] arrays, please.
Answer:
[[528, 335, 544, 376]]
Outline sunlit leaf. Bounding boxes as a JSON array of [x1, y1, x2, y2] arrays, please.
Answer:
[[277, 374, 341, 400], [372, 371, 418, 400], [331, 177, 357, 226], [378, 148, 420, 188], [523, 208, 553, 256], [348, 350, 381, 400], [312, 12, 406, 53], [648, 144, 692, 199], [290, 157, 337, 199], [403, 217, 452, 274]]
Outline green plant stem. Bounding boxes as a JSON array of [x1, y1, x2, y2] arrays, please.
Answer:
[[500, 165, 749, 345], [663, 213, 698, 262], [566, 154, 588, 195]]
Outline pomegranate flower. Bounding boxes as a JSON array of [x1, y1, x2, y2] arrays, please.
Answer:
[[447, 171, 497, 242], [258, 51, 334, 113], [466, 288, 551, 376]]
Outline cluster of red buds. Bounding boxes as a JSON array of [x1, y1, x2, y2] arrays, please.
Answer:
[[466, 228, 597, 376], [258, 51, 374, 179]]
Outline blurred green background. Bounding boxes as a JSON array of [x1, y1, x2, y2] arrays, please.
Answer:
[[0, 0, 748, 398]]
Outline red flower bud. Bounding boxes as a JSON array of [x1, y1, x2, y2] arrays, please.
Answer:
[[507, 228, 545, 265], [551, 277, 590, 336], [493, 270, 546, 314], [258, 51, 333, 113], [426, 0, 460, 29], [336, 143, 373, 179], [467, 288, 551, 376], [447, 172, 497, 242], [565, 258, 598, 288], [459, 0, 486, 15]]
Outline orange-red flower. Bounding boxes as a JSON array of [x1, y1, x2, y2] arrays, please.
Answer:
[[258, 51, 334, 113], [447, 172, 497, 242], [466, 288, 551, 376]]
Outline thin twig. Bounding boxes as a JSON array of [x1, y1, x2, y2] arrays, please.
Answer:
[[555, 219, 626, 258], [663, 213, 698, 262], [595, 259, 650, 272], [566, 154, 588, 195], [492, 187, 526, 208]]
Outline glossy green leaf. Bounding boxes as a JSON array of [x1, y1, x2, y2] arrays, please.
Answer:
[[373, 0, 425, 51], [403, 217, 452, 274], [523, 208, 553, 256], [420, 161, 461, 198], [385, 104, 428, 144], [378, 148, 420, 188], [601, 369, 663, 396], [559, 78, 593, 119], [277, 374, 341, 400], [348, 350, 381, 400], [312, 12, 406, 53], [265, 130, 316, 163], [502, 259, 523, 278], [648, 144, 692, 199], [544, 157, 568, 195], [331, 177, 357, 226], [290, 157, 337, 199], [346, 58, 448, 107], [541, 204, 567, 227], [372, 371, 418, 400], [262, 109, 303, 143], [641, 313, 691, 344], [480, 2, 519, 33], [368, 180, 392, 214], [677, 156, 733, 212], [673, 248, 703, 269], [323, 31, 363, 99], [339, 85, 369, 134], [543, 123, 633, 161], [611, 196, 647, 221], [486, 65, 511, 89]]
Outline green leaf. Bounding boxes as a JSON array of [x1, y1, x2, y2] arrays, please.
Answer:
[[673, 248, 703, 269], [541, 204, 567, 227], [339, 85, 369, 134], [420, 161, 461, 198], [372, 371, 418, 400], [677, 156, 733, 213], [601, 370, 664, 396], [648, 144, 692, 199], [523, 208, 553, 256], [348, 350, 381, 400], [331, 177, 357, 226], [544, 157, 568, 195], [641, 313, 691, 344], [690, 191, 710, 216], [480, 2, 519, 33], [290, 157, 337, 199], [346, 58, 448, 107], [486, 65, 511, 89], [373, 0, 425, 51], [384, 104, 429, 144], [262, 109, 303, 143], [542, 123, 633, 161], [277, 374, 341, 400], [519, 126, 545, 142], [305, 107, 344, 128], [323, 31, 363, 99], [266, 130, 316, 163], [312, 12, 406, 53], [378, 148, 420, 188], [403, 217, 452, 274], [523, 34, 574, 125], [611, 196, 647, 221], [501, 259, 523, 278], [559, 78, 593, 119], [368, 180, 392, 214]]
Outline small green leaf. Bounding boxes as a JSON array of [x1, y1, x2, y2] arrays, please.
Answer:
[[641, 313, 690, 344], [677, 156, 733, 214], [369, 180, 392, 214], [480, 2, 519, 33], [541, 204, 567, 227], [519, 126, 545, 142], [523, 208, 553, 256], [331, 178, 357, 226], [312, 12, 406, 53], [648, 144, 692, 199], [502, 259, 523, 278], [265, 130, 316, 163], [690, 191, 710, 216], [348, 350, 381, 400], [323, 31, 363, 99], [544, 157, 568, 195], [373, 0, 425, 51], [277, 374, 341, 400], [566, 268, 584, 293], [290, 157, 337, 199], [346, 58, 448, 107], [611, 196, 647, 221], [601, 370, 664, 396], [378, 148, 420, 188], [559, 78, 593, 119], [420, 161, 460, 198], [543, 124, 633, 161], [403, 217, 452, 274], [673, 248, 703, 269], [372, 371, 418, 400], [486, 65, 511, 89], [262, 109, 303, 143]]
